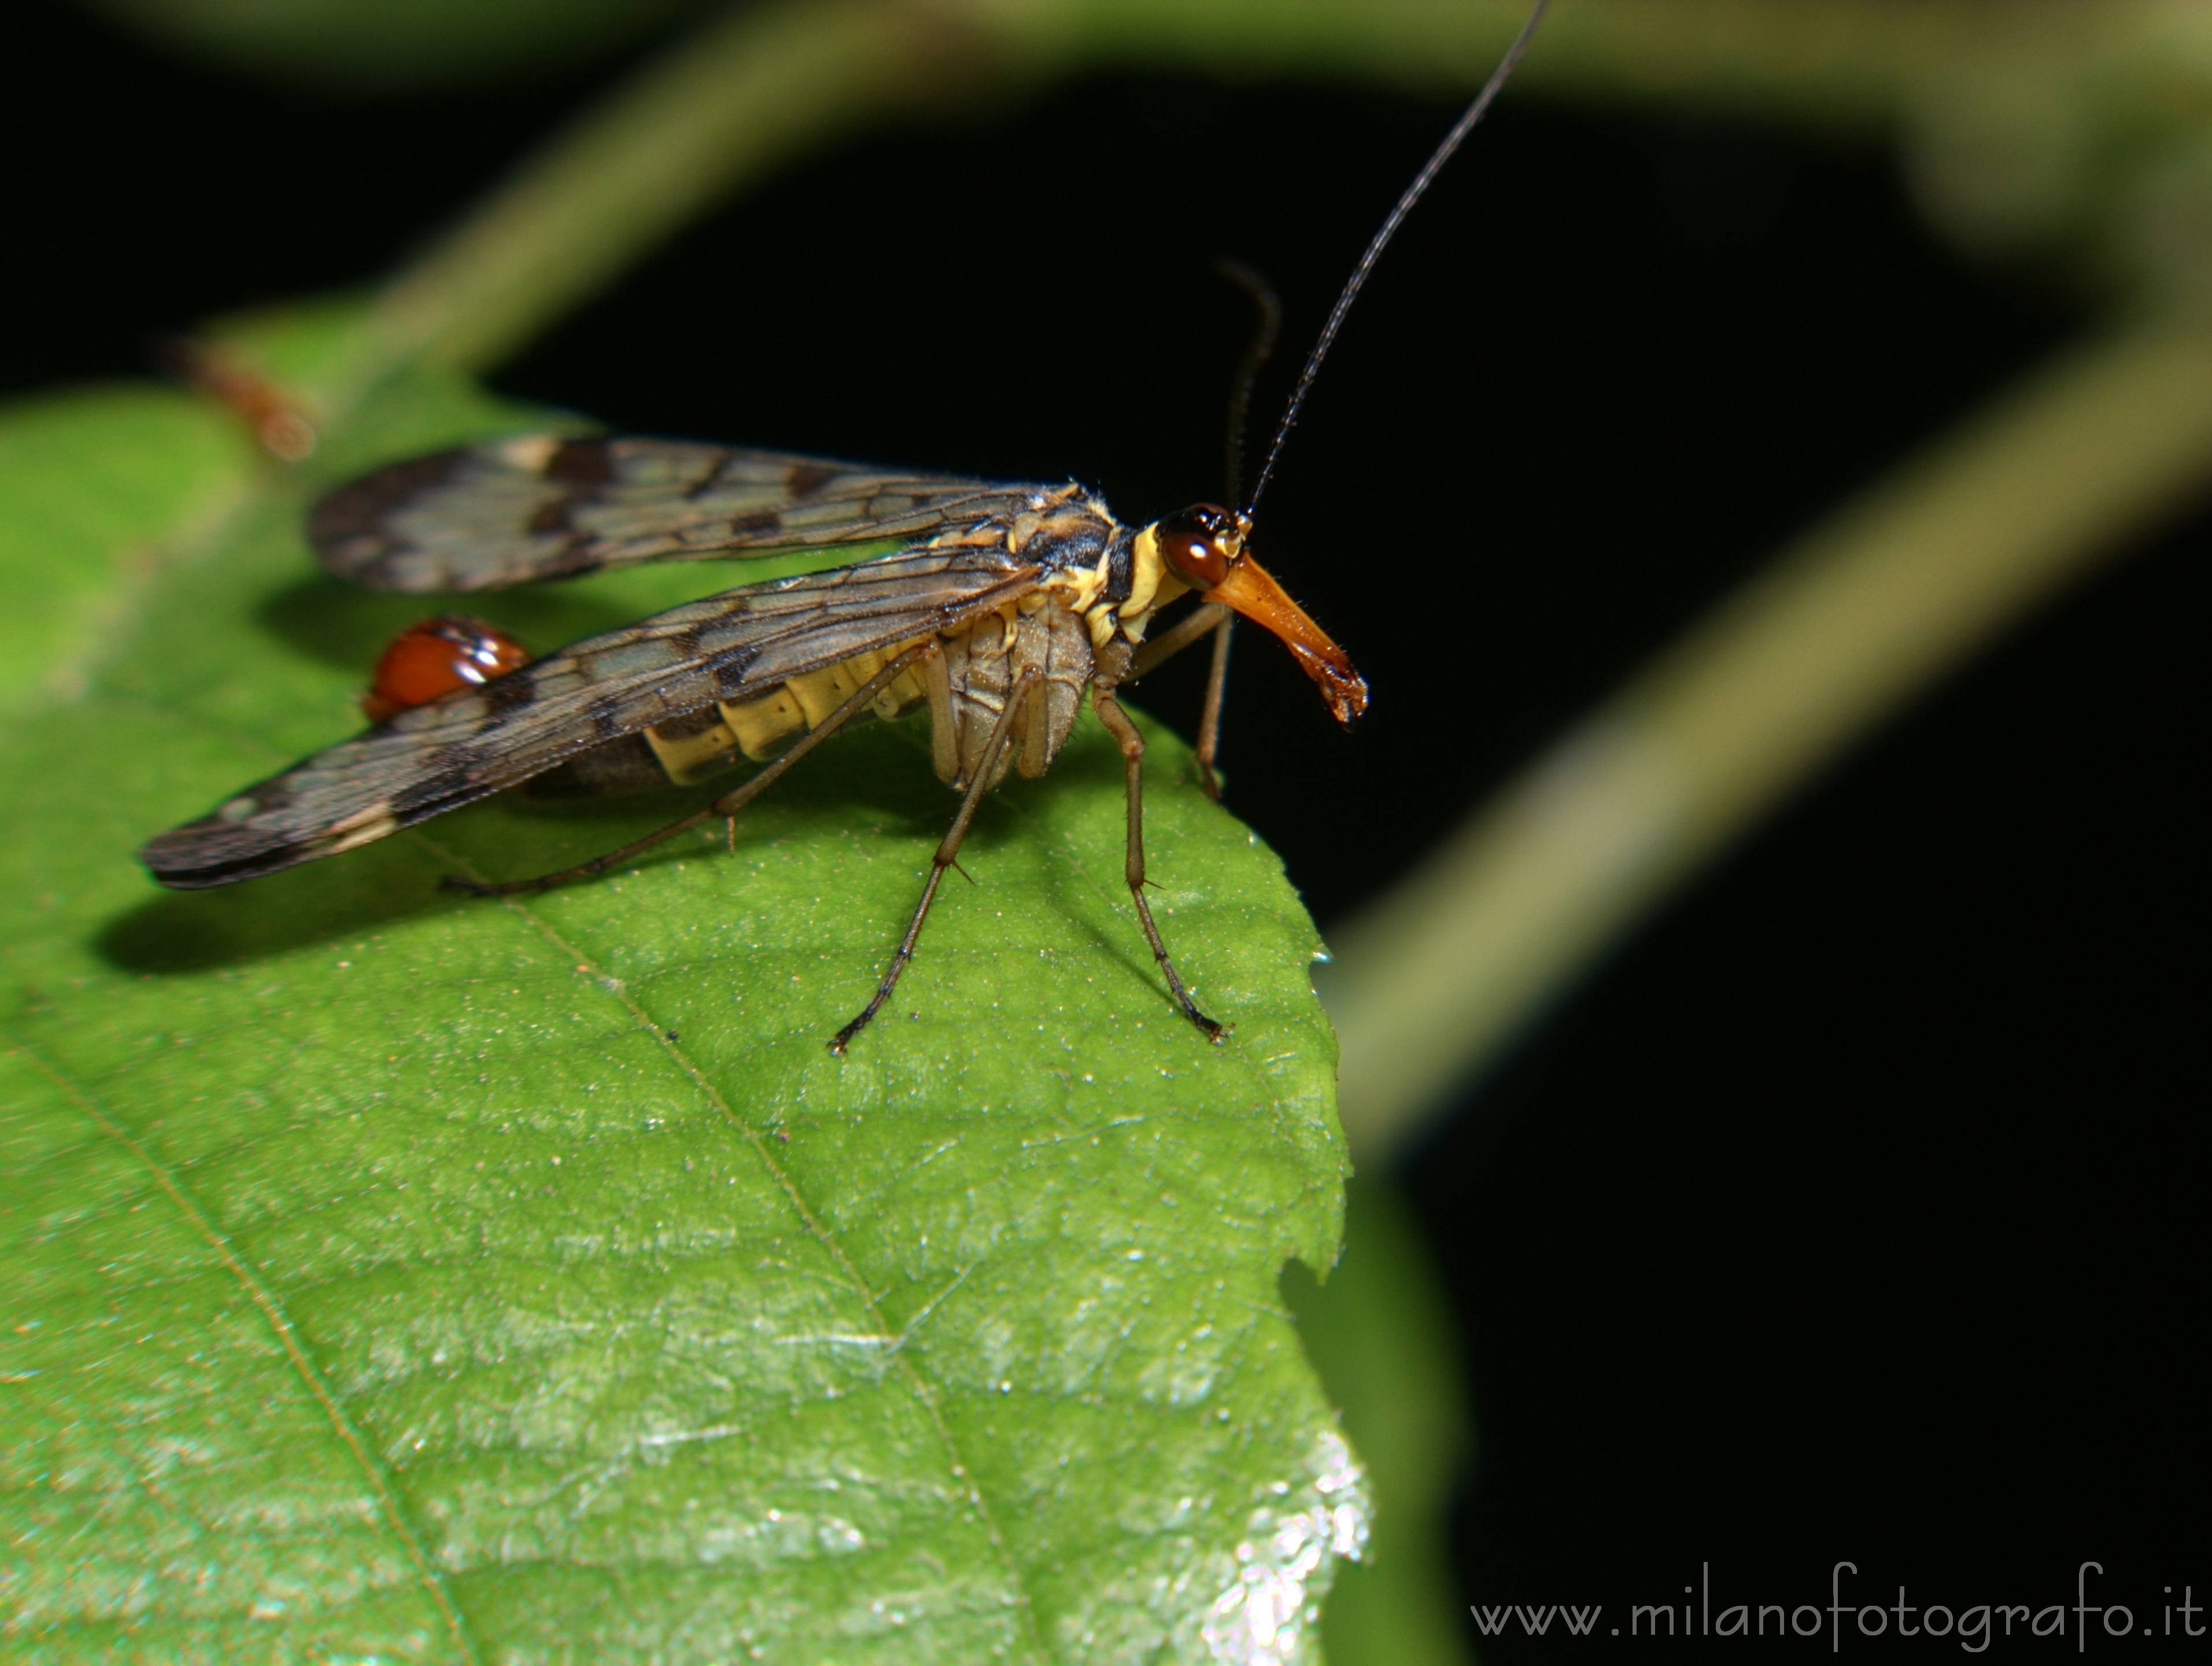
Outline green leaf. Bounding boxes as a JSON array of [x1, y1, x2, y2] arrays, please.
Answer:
[[0, 316, 1360, 1661]]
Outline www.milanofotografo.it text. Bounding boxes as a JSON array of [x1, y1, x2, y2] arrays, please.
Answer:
[[1469, 1564, 2204, 1650]]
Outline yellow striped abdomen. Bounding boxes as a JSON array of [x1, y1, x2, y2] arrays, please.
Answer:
[[641, 644, 932, 784]]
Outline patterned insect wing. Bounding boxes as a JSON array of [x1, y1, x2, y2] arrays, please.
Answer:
[[309, 434, 1043, 592]]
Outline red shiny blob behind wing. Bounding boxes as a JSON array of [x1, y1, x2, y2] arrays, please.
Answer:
[[362, 616, 533, 723]]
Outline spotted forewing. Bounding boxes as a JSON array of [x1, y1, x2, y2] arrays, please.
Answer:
[[308, 434, 1042, 591]]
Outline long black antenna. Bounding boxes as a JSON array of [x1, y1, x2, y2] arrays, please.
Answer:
[[1242, 0, 1549, 519]]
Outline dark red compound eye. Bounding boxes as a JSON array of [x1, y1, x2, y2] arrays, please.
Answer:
[[363, 616, 532, 722], [1155, 503, 1239, 587]]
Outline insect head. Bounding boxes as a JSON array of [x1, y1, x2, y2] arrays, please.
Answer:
[[1153, 502, 1369, 728]]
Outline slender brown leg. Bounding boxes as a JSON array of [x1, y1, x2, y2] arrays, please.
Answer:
[[447, 642, 933, 898], [1125, 602, 1235, 800], [1091, 687, 1227, 1044], [1127, 600, 1228, 681], [829, 667, 1037, 1054], [1192, 613, 1234, 801]]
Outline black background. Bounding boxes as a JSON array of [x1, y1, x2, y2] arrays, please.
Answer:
[[8, 2, 2200, 1656]]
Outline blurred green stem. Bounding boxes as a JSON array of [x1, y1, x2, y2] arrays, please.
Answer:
[[1023, 0, 2010, 122], [366, 0, 992, 377], [1319, 303, 2212, 1161], [344, 0, 2179, 401]]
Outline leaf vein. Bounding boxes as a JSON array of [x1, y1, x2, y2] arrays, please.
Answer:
[[6, 1034, 481, 1664], [411, 836, 1054, 1663]]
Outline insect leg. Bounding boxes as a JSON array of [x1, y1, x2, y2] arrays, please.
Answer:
[[1125, 601, 1235, 801], [446, 642, 936, 897], [1192, 613, 1234, 802], [829, 666, 1039, 1054], [922, 641, 959, 782], [1127, 600, 1229, 680], [1090, 688, 1227, 1044]]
